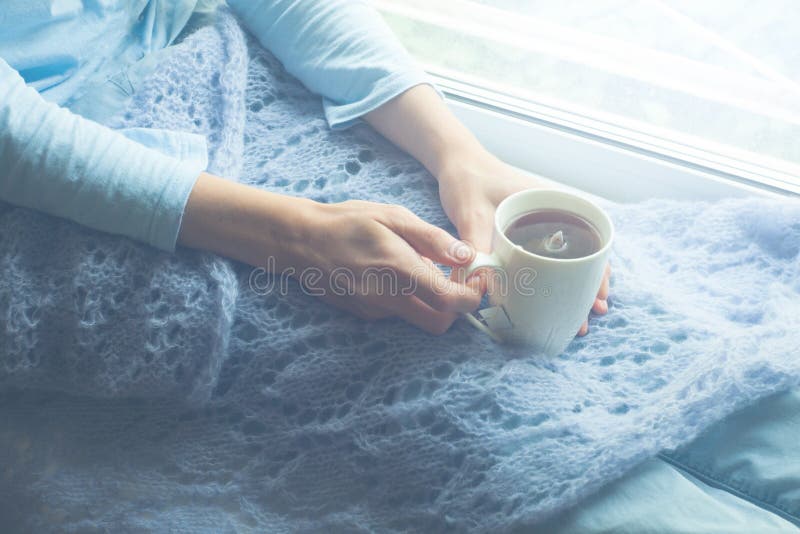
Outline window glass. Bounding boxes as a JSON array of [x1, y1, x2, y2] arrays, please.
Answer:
[[376, 0, 800, 176]]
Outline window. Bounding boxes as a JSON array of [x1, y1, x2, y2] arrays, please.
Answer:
[[375, 0, 800, 195]]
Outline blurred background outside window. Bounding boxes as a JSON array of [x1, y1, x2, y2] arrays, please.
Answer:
[[374, 0, 800, 188]]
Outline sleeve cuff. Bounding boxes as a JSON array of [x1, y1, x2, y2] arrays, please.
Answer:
[[116, 128, 209, 252], [147, 157, 206, 252], [323, 69, 444, 130]]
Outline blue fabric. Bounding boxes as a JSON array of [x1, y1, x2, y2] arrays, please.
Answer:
[[0, 0, 196, 107], [661, 389, 800, 528], [541, 457, 799, 533], [1, 13, 799, 530], [541, 391, 800, 532], [0, 0, 433, 251]]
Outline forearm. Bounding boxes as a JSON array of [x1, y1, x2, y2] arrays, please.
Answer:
[[365, 85, 545, 253], [178, 172, 315, 269], [363, 84, 491, 179]]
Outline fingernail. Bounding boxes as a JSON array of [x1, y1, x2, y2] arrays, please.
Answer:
[[447, 240, 473, 263], [467, 271, 487, 290]]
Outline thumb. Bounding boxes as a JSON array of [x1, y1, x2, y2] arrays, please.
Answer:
[[457, 221, 492, 255], [389, 210, 475, 267], [456, 210, 495, 254]]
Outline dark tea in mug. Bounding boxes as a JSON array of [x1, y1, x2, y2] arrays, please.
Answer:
[[504, 209, 602, 259]]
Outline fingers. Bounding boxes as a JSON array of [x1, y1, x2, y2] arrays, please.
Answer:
[[323, 256, 481, 331], [458, 220, 492, 253], [577, 320, 589, 337], [592, 298, 608, 314], [591, 263, 611, 316], [453, 200, 495, 253], [383, 207, 475, 266], [380, 211, 485, 313], [378, 257, 462, 334], [381, 261, 485, 332], [580, 264, 613, 336], [405, 257, 485, 313], [597, 263, 611, 301]]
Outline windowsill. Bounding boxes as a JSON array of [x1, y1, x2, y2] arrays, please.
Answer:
[[444, 84, 799, 203]]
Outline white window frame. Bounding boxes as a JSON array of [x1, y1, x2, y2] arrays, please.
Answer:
[[436, 73, 800, 203]]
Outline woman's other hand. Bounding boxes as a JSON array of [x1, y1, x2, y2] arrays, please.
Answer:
[[436, 147, 545, 253], [364, 85, 612, 336], [436, 149, 611, 336]]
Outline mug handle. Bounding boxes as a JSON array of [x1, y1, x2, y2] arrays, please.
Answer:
[[459, 252, 505, 341]]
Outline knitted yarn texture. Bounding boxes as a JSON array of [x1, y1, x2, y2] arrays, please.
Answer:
[[1, 9, 799, 532]]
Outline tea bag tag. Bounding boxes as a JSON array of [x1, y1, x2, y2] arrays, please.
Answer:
[[544, 230, 567, 254], [478, 306, 513, 330]]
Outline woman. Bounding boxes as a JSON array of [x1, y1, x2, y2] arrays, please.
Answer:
[[0, 0, 609, 335]]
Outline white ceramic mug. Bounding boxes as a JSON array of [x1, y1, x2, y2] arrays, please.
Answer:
[[461, 189, 614, 356]]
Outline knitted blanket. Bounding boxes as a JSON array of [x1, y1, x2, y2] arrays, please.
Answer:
[[1, 9, 799, 532]]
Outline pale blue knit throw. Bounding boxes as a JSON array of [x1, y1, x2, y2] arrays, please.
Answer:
[[1, 10, 799, 532]]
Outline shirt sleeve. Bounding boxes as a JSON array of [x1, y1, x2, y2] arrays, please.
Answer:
[[226, 0, 439, 129], [0, 57, 205, 252]]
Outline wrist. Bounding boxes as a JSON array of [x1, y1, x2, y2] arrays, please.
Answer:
[[426, 130, 490, 181], [178, 172, 319, 269], [434, 143, 502, 185], [363, 84, 490, 181]]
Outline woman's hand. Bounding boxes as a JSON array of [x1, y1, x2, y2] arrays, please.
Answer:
[[436, 148, 611, 336], [179, 173, 483, 334], [437, 147, 546, 253], [364, 84, 611, 335]]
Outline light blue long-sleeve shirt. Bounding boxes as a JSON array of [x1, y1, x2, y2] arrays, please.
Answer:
[[0, 0, 432, 251]]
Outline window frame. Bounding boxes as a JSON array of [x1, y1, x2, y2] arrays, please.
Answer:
[[435, 73, 799, 202]]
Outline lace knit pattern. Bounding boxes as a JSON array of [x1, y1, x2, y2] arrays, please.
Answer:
[[0, 8, 799, 532]]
